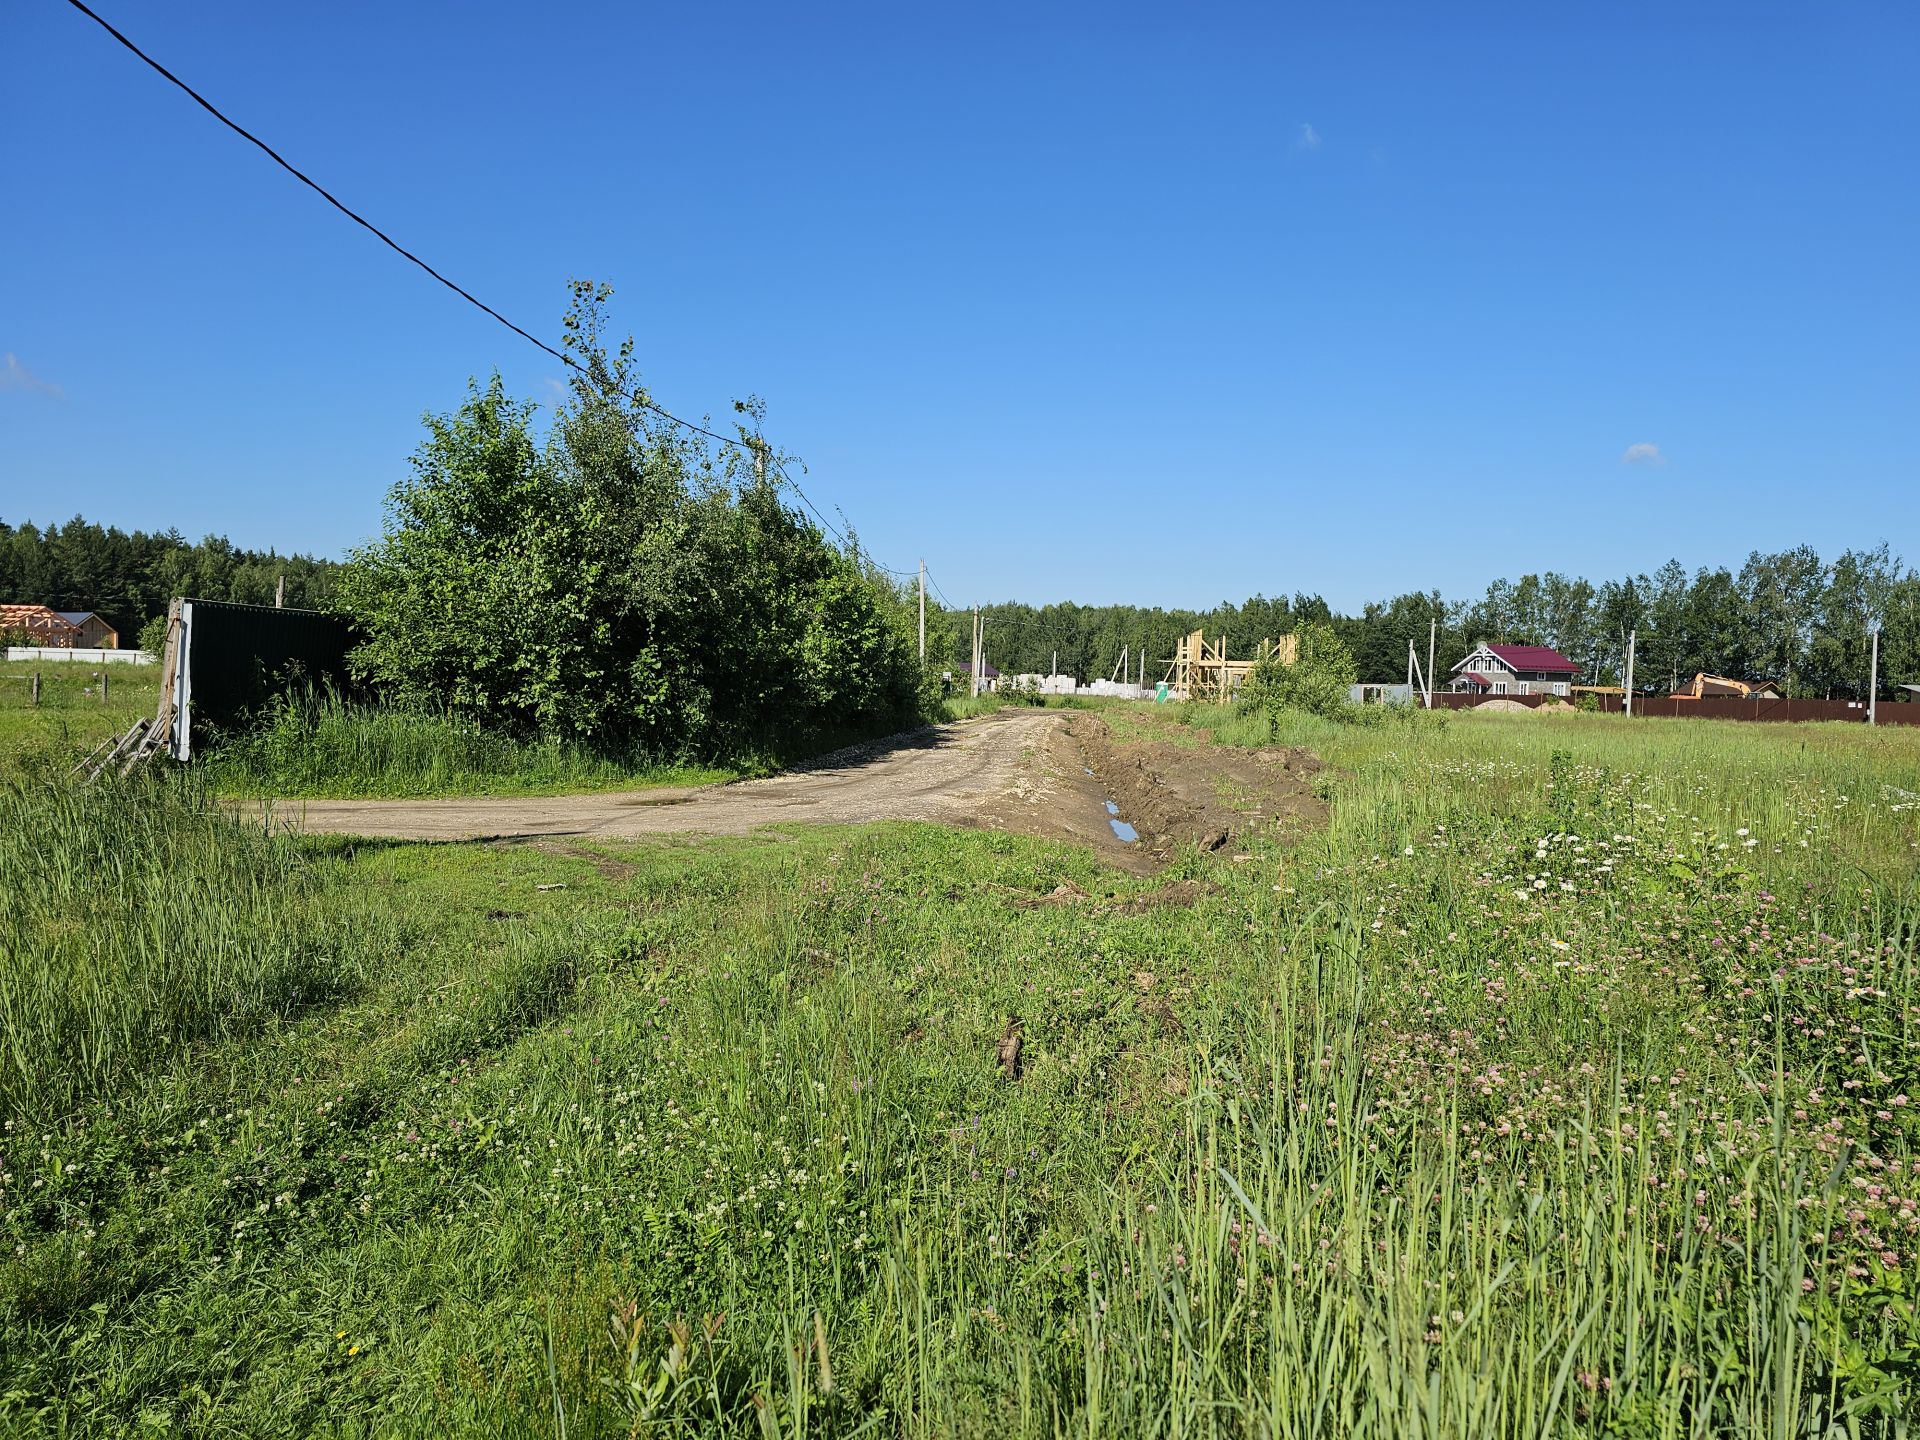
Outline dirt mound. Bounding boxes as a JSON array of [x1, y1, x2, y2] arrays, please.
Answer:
[[1067, 716, 1324, 866]]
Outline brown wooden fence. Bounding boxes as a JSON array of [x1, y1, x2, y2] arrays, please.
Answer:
[[1426, 692, 1920, 726]]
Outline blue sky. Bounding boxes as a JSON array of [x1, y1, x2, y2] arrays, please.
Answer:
[[4, 1, 1915, 611]]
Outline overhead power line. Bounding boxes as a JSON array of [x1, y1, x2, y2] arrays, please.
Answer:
[[59, 0, 887, 559]]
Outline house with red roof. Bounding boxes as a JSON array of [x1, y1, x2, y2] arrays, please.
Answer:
[[1447, 642, 1582, 697]]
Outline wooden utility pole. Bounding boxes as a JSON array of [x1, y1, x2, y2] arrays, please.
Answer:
[[275, 574, 285, 609], [1624, 629, 1636, 717], [918, 561, 926, 662], [1869, 628, 1880, 725]]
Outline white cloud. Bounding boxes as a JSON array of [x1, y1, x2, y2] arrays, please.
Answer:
[[1295, 122, 1321, 152], [0, 353, 63, 399], [1622, 442, 1665, 466], [540, 376, 569, 402]]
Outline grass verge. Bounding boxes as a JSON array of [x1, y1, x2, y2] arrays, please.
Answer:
[[201, 693, 739, 798]]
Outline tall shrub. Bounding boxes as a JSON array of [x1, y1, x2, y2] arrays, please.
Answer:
[[1241, 621, 1357, 721], [340, 284, 924, 761]]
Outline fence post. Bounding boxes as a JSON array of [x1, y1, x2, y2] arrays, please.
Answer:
[[32, 671, 41, 706], [101, 668, 109, 704]]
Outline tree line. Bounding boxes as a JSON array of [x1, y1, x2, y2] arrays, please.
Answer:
[[0, 516, 337, 645], [6, 395, 1913, 707], [936, 544, 1919, 698]]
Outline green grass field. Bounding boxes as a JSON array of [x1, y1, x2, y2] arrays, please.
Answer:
[[2, 708, 1917, 1435], [0, 658, 159, 770]]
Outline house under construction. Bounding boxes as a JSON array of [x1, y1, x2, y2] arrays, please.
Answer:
[[1162, 629, 1297, 703]]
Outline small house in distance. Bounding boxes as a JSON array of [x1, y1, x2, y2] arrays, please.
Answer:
[[0, 604, 120, 649], [1446, 643, 1581, 698], [1670, 673, 1783, 700]]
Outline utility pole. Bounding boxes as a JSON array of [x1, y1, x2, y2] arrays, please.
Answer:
[[918, 561, 925, 662], [1426, 617, 1437, 710], [1624, 629, 1636, 718], [275, 574, 285, 609], [1869, 627, 1880, 725]]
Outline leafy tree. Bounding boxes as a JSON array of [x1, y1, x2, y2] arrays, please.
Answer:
[[339, 283, 924, 762], [1242, 621, 1356, 722], [1806, 544, 1901, 697], [1738, 546, 1825, 694]]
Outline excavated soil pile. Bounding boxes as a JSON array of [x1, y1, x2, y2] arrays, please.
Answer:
[[1066, 715, 1326, 867]]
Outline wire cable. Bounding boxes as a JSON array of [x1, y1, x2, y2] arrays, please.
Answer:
[[61, 0, 899, 562]]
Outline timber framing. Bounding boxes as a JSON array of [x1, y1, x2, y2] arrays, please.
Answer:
[[1162, 629, 1298, 703]]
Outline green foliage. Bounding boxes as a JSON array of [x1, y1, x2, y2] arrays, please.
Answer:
[[1241, 620, 1357, 722], [203, 689, 736, 798], [135, 612, 168, 657], [0, 515, 336, 642], [925, 546, 1920, 703], [0, 773, 385, 1122], [998, 675, 1047, 706], [338, 284, 925, 763], [3, 716, 1918, 1433], [13, 503, 1916, 704]]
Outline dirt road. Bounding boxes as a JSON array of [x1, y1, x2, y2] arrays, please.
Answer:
[[263, 708, 1325, 874], [266, 709, 1072, 845]]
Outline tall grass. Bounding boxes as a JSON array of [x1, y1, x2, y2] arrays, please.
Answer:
[[204, 690, 733, 798], [0, 775, 382, 1122], [2, 707, 1916, 1433]]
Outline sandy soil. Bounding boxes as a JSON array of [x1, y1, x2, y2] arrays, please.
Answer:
[[264, 708, 1327, 871]]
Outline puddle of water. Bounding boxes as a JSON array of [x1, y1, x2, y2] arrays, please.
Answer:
[[1109, 818, 1139, 843], [1083, 767, 1095, 776], [619, 795, 695, 808], [1104, 800, 1119, 815]]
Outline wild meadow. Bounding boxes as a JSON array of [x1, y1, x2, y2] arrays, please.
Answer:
[[0, 708, 1916, 1435]]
